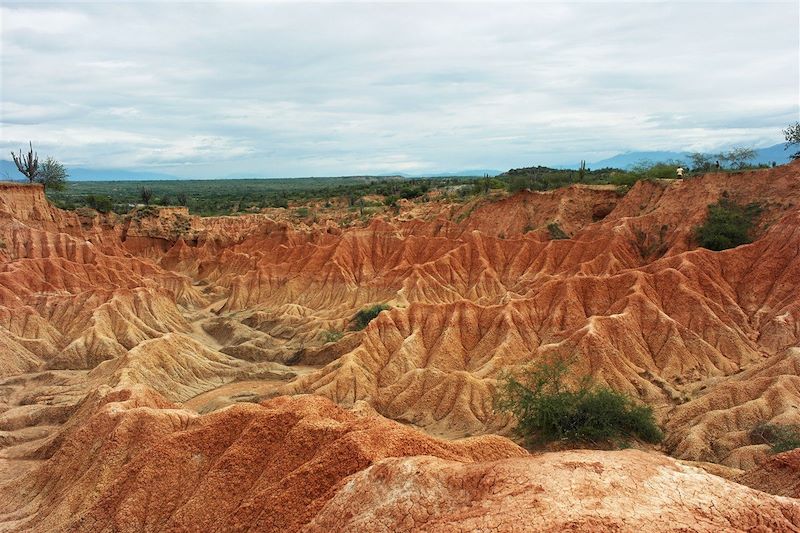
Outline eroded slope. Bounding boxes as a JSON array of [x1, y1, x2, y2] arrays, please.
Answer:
[[1, 164, 800, 529]]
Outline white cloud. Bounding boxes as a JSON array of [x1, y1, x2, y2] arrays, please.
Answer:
[[0, 1, 797, 177], [0, 6, 88, 34]]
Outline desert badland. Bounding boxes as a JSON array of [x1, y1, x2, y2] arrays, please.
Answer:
[[0, 160, 799, 531]]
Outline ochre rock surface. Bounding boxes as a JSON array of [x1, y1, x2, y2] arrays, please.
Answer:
[[308, 450, 800, 532], [0, 392, 525, 532], [3, 390, 800, 533], [1, 162, 800, 530], [736, 448, 800, 498]]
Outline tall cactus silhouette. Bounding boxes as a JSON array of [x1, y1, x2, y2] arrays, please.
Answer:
[[11, 142, 39, 183]]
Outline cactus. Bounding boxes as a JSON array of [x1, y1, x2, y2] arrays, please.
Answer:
[[11, 142, 39, 183], [578, 160, 586, 181]]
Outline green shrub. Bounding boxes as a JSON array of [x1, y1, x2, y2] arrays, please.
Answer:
[[294, 207, 310, 218], [609, 161, 682, 190], [321, 330, 343, 343], [547, 222, 568, 240], [351, 304, 390, 331], [506, 174, 530, 193], [694, 199, 761, 251], [400, 188, 423, 200], [750, 422, 800, 453], [85, 194, 114, 213], [495, 357, 663, 447], [632, 161, 683, 180], [266, 195, 288, 209], [133, 205, 158, 219]]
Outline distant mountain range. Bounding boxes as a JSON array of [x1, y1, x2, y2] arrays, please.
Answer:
[[0, 160, 184, 182], [0, 144, 792, 182], [588, 143, 791, 170], [0, 160, 502, 182], [410, 169, 502, 178]]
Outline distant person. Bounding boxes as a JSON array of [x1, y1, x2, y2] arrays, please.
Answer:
[[715, 160, 720, 170], [676, 167, 684, 178]]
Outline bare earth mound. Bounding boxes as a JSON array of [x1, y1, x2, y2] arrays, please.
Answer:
[[0, 392, 524, 532], [309, 451, 800, 532], [3, 390, 799, 533]]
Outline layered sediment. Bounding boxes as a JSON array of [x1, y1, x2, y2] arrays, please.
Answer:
[[1, 163, 799, 530]]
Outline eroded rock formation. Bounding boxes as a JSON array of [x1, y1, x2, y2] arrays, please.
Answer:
[[1, 163, 800, 530]]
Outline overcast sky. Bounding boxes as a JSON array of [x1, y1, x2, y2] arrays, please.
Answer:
[[1, 1, 798, 178]]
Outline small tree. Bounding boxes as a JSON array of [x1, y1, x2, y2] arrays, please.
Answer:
[[547, 222, 568, 240], [36, 157, 68, 191], [689, 152, 713, 173], [628, 160, 685, 181], [718, 147, 756, 170], [11, 142, 39, 183], [506, 174, 529, 193], [140, 187, 153, 205], [728, 147, 757, 169], [176, 192, 188, 206], [85, 194, 114, 213], [750, 422, 800, 454], [495, 357, 663, 447], [694, 199, 761, 251], [351, 303, 390, 331], [784, 122, 800, 160]]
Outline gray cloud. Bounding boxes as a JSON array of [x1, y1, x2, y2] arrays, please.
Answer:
[[1, 1, 797, 177]]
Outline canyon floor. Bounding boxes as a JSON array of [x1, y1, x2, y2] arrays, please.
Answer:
[[2, 163, 800, 531]]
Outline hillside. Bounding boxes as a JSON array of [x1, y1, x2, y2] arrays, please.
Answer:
[[590, 142, 791, 169], [1, 163, 800, 530]]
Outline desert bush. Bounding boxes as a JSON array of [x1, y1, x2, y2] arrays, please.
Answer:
[[636, 161, 684, 180], [750, 422, 800, 453], [717, 147, 757, 170], [608, 161, 683, 191], [36, 157, 68, 191], [547, 222, 568, 240], [694, 198, 761, 251], [506, 174, 530, 193], [265, 195, 288, 209], [689, 152, 714, 173], [610, 172, 641, 189], [400, 188, 419, 200], [321, 330, 343, 343], [85, 194, 114, 213], [785, 121, 800, 160], [134, 205, 158, 219], [351, 304, 390, 331], [495, 357, 663, 447], [471, 177, 504, 194], [139, 187, 153, 205]]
